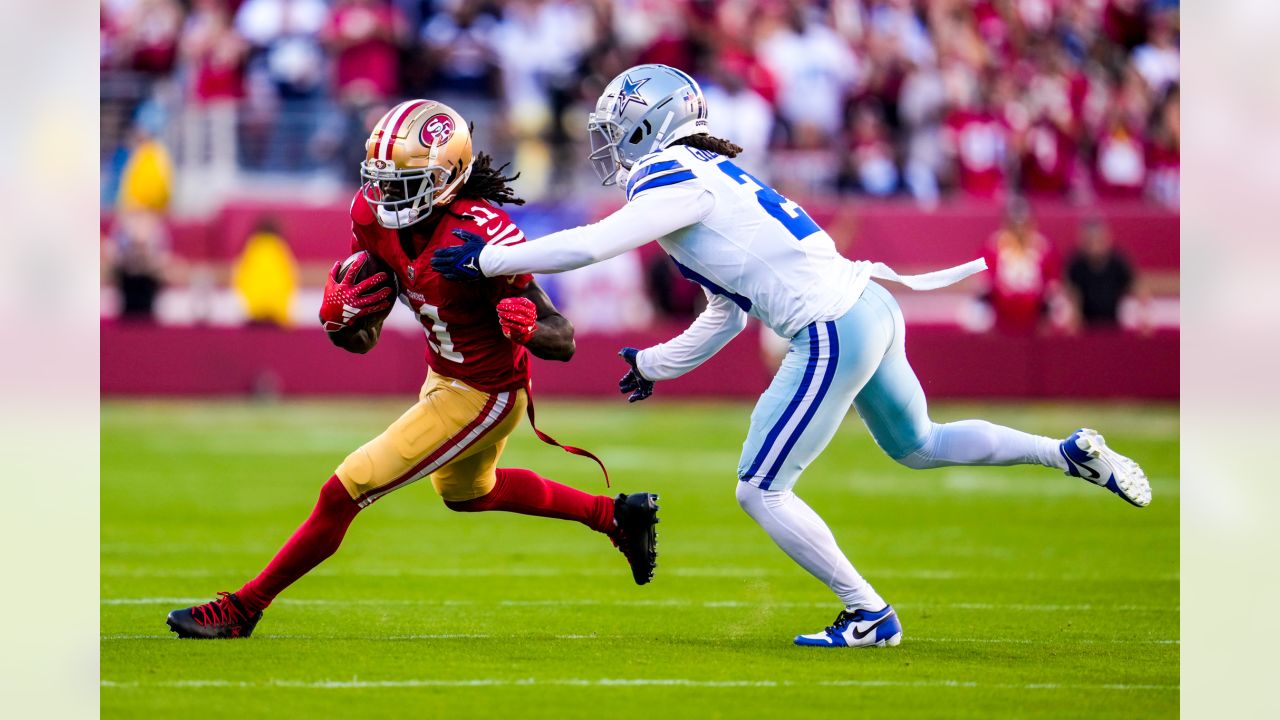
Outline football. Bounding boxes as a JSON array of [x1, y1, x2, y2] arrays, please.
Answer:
[[335, 250, 399, 299], [334, 250, 399, 327]]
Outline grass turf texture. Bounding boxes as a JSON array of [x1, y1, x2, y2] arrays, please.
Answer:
[[102, 400, 1178, 718]]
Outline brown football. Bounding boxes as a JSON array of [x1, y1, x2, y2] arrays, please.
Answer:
[[335, 250, 399, 297]]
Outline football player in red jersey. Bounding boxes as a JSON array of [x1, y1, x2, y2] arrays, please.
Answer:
[[166, 101, 659, 639]]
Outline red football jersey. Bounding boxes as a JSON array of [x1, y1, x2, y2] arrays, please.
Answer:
[[349, 190, 533, 392], [982, 229, 1060, 335], [944, 109, 1010, 198]]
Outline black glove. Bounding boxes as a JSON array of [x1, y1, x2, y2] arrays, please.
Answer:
[[618, 347, 655, 403]]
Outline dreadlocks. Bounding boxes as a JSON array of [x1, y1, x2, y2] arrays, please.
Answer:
[[670, 134, 744, 158], [455, 152, 525, 210]]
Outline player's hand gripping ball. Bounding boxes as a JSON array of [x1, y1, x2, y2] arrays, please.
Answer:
[[319, 251, 398, 333], [496, 297, 539, 345]]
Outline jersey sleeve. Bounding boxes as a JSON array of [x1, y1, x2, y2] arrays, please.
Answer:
[[478, 156, 712, 277], [348, 189, 374, 254], [635, 290, 749, 381], [453, 200, 533, 290]]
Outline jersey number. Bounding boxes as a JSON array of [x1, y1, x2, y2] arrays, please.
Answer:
[[717, 161, 820, 241], [419, 303, 463, 362]]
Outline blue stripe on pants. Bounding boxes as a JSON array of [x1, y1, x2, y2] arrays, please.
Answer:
[[760, 321, 840, 488], [740, 324, 820, 481], [737, 282, 909, 493]]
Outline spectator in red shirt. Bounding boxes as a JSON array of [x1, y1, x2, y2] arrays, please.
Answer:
[[980, 198, 1062, 335], [1093, 104, 1146, 199], [122, 0, 185, 77], [183, 0, 249, 104], [1019, 112, 1075, 196], [637, 15, 696, 73], [323, 0, 408, 106], [943, 84, 1010, 198], [178, 0, 249, 193]]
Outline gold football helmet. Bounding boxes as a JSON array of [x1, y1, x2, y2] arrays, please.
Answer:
[[360, 100, 474, 229]]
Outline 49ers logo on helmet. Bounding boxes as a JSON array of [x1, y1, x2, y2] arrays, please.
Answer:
[[420, 113, 456, 146]]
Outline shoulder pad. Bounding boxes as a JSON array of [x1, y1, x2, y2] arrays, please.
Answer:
[[450, 199, 525, 247]]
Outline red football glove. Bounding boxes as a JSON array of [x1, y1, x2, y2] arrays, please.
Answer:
[[496, 297, 538, 345], [319, 256, 393, 333]]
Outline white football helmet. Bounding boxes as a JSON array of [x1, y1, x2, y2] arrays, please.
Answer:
[[587, 64, 710, 185]]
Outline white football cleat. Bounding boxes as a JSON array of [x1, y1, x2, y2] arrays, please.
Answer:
[[1060, 428, 1151, 507]]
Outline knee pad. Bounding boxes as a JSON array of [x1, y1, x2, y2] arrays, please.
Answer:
[[335, 447, 375, 497]]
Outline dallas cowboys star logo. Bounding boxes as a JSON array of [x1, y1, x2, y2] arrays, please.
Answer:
[[614, 74, 650, 114]]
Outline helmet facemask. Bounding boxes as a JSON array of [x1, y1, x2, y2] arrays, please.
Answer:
[[587, 113, 627, 186], [360, 162, 451, 229]]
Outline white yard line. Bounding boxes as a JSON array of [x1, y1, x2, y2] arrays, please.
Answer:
[[100, 632, 1177, 646], [97, 564, 1180, 583], [101, 597, 1179, 613], [99, 678, 1177, 691]]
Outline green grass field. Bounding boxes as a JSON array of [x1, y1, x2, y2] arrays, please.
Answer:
[[102, 399, 1178, 718]]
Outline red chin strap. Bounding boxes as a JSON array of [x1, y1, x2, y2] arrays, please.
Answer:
[[523, 379, 611, 488]]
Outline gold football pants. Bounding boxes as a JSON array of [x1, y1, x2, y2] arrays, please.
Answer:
[[335, 372, 526, 507]]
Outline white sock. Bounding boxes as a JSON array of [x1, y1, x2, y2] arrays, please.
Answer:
[[735, 483, 885, 611], [899, 420, 1066, 471]]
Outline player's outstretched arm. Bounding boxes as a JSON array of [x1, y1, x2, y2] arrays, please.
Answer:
[[497, 280, 576, 362], [431, 185, 711, 280], [635, 292, 748, 381]]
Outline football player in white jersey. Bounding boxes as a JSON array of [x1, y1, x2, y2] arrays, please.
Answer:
[[433, 64, 1151, 648]]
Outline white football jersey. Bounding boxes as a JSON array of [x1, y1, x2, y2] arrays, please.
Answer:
[[623, 144, 869, 338]]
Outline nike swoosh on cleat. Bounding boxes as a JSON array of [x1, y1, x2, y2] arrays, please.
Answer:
[[849, 612, 895, 640], [1072, 460, 1101, 480], [1062, 446, 1101, 480]]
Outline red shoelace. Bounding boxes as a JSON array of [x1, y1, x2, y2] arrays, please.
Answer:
[[190, 592, 246, 627]]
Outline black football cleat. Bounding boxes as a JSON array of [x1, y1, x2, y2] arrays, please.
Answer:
[[609, 492, 659, 585], [166, 592, 262, 639]]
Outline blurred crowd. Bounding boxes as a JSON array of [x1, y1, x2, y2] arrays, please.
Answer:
[[101, 0, 1180, 208]]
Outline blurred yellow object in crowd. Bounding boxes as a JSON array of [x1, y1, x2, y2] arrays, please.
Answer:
[[232, 227, 298, 326], [117, 138, 173, 212]]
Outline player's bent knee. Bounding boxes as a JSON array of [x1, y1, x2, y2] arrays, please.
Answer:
[[443, 496, 483, 512], [894, 448, 935, 470], [735, 480, 763, 514], [890, 423, 941, 470], [335, 447, 376, 497]]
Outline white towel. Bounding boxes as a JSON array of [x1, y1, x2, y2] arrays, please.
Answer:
[[866, 257, 988, 291]]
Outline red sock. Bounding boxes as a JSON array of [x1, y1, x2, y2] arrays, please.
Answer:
[[445, 468, 615, 534], [237, 475, 362, 612]]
